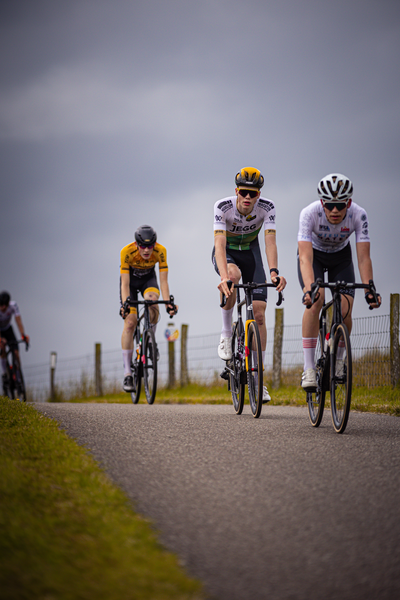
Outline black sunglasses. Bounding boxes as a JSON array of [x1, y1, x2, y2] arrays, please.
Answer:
[[323, 201, 348, 211], [238, 189, 259, 199]]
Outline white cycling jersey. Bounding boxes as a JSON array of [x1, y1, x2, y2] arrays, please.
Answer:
[[0, 301, 20, 331], [213, 195, 276, 251], [298, 200, 370, 253]]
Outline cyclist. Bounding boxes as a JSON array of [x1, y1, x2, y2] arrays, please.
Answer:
[[213, 167, 286, 403], [298, 173, 381, 391], [119, 225, 177, 393], [0, 291, 30, 387]]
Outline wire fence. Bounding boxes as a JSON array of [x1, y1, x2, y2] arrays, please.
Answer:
[[24, 312, 393, 402]]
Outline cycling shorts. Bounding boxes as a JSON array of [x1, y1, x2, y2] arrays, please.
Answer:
[[212, 241, 268, 302], [120, 269, 160, 314], [0, 326, 18, 350], [297, 244, 355, 298]]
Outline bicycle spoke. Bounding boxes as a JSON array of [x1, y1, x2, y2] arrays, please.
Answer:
[[229, 322, 245, 415], [247, 322, 263, 418], [143, 329, 157, 404], [307, 332, 326, 427]]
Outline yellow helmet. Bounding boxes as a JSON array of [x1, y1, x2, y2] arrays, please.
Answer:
[[235, 167, 264, 190]]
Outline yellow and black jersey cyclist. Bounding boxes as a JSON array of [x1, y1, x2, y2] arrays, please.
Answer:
[[119, 225, 177, 393]]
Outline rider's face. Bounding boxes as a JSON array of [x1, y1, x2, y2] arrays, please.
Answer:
[[0, 305, 7, 313], [322, 199, 351, 224], [138, 245, 154, 260], [236, 188, 260, 215]]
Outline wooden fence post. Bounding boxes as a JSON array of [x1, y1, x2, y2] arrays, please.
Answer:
[[272, 308, 284, 389], [180, 324, 189, 387], [50, 351, 57, 402], [95, 343, 103, 396], [168, 341, 175, 388], [390, 294, 400, 388]]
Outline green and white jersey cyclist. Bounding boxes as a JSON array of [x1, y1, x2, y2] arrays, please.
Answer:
[[212, 167, 286, 403]]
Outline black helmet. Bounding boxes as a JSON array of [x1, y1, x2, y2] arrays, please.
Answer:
[[0, 291, 11, 306], [235, 167, 264, 190], [135, 225, 157, 247]]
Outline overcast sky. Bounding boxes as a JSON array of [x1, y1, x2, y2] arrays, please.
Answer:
[[1, 0, 399, 371]]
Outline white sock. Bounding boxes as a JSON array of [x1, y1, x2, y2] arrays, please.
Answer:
[[122, 350, 133, 376], [303, 338, 318, 371], [221, 307, 234, 338]]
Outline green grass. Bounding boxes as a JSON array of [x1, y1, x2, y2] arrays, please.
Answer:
[[67, 381, 400, 416], [0, 397, 206, 600]]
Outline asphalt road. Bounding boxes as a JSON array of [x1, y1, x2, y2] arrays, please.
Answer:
[[35, 402, 400, 600]]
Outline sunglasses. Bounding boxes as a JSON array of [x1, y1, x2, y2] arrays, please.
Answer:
[[323, 201, 348, 212], [238, 189, 259, 199], [139, 244, 154, 250]]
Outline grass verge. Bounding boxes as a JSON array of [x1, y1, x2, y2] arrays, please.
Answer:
[[67, 382, 400, 416], [0, 397, 206, 600]]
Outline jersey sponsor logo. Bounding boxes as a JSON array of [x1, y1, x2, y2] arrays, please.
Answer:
[[319, 225, 330, 231], [246, 214, 256, 222], [229, 223, 258, 233], [214, 215, 223, 222], [269, 215, 275, 222], [362, 221, 368, 229], [361, 213, 367, 221], [341, 227, 350, 232], [258, 199, 273, 213], [217, 200, 233, 212]]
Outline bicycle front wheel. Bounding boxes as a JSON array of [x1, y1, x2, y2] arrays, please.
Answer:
[[15, 364, 27, 402], [143, 329, 157, 404], [330, 323, 352, 433], [230, 322, 245, 415], [307, 332, 326, 427], [247, 321, 263, 418]]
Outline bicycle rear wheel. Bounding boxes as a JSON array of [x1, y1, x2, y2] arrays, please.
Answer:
[[14, 363, 27, 402], [307, 332, 326, 427], [131, 339, 142, 404], [330, 323, 352, 433], [247, 321, 263, 418], [229, 322, 245, 415], [143, 329, 157, 404], [3, 365, 14, 399]]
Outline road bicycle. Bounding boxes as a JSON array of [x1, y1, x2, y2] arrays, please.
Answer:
[[124, 295, 177, 405], [1, 338, 29, 402], [306, 278, 379, 434], [221, 280, 283, 418]]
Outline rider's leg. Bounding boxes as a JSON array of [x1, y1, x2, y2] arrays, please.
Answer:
[[221, 263, 241, 337], [144, 289, 160, 333], [301, 291, 325, 371], [253, 300, 267, 355], [121, 311, 137, 375]]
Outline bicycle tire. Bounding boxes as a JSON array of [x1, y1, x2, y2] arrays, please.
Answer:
[[330, 322, 352, 434], [230, 322, 245, 415], [247, 321, 263, 418], [307, 332, 326, 427], [143, 329, 157, 404], [14, 363, 27, 402], [130, 341, 142, 404], [3, 364, 14, 399]]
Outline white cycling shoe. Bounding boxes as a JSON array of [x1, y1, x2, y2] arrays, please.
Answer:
[[262, 386, 271, 403], [218, 336, 232, 361], [301, 368, 317, 391]]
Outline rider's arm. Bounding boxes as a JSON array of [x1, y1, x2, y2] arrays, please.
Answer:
[[214, 232, 233, 297], [356, 242, 381, 307], [264, 230, 286, 291], [159, 270, 171, 302], [298, 240, 315, 303], [15, 315, 29, 343], [120, 272, 131, 305]]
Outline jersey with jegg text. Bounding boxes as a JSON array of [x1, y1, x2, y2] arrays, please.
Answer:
[[213, 195, 276, 251]]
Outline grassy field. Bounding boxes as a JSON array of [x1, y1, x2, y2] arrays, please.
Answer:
[[66, 381, 400, 416], [0, 397, 206, 600]]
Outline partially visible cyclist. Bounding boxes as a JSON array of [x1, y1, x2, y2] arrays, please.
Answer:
[[212, 166, 286, 403], [0, 291, 30, 389], [298, 173, 381, 391], [119, 225, 177, 393]]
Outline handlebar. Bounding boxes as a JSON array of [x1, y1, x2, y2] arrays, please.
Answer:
[[122, 295, 178, 318], [307, 279, 380, 310], [220, 279, 284, 308], [1, 338, 29, 352]]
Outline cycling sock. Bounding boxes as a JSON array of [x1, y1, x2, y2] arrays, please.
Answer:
[[221, 307, 234, 338], [303, 337, 318, 370], [122, 350, 133, 376]]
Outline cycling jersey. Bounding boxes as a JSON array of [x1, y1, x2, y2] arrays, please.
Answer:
[[213, 195, 276, 251], [298, 200, 370, 253], [120, 242, 168, 278], [0, 301, 20, 332]]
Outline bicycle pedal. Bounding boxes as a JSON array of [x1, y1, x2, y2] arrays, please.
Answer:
[[220, 368, 229, 381]]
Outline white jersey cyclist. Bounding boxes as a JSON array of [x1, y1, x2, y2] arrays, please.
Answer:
[[213, 195, 276, 251], [0, 301, 20, 332], [298, 200, 370, 253]]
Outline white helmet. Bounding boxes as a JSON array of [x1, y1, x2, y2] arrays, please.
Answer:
[[317, 173, 353, 202]]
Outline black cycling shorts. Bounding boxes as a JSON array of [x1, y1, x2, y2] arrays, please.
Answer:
[[119, 269, 160, 310], [297, 243, 355, 298], [0, 326, 18, 349], [212, 241, 268, 302]]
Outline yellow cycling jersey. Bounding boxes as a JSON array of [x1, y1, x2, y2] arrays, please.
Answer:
[[120, 242, 168, 277]]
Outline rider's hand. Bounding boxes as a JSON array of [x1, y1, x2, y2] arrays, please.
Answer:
[[22, 334, 30, 344], [272, 275, 286, 292], [218, 278, 233, 297], [302, 291, 313, 307], [365, 292, 381, 310], [166, 303, 178, 316]]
